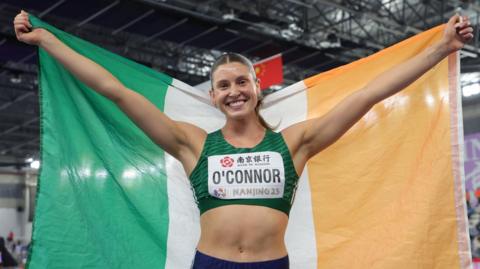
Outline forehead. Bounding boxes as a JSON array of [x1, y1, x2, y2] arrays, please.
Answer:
[[212, 62, 252, 81]]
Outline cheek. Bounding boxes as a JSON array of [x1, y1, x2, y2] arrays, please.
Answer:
[[212, 92, 227, 105]]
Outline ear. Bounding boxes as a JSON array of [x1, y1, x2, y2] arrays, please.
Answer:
[[255, 78, 261, 95], [209, 89, 216, 107]]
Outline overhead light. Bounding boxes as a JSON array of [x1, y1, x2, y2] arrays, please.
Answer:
[[280, 23, 304, 40], [30, 160, 40, 169], [10, 76, 22, 84], [222, 13, 235, 21], [25, 157, 33, 163], [460, 49, 477, 59], [463, 84, 480, 97], [461, 72, 480, 98]]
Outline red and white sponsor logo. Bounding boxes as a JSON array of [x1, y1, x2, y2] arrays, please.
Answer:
[[220, 156, 234, 168]]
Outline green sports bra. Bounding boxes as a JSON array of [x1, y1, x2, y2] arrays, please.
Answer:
[[188, 129, 300, 216]]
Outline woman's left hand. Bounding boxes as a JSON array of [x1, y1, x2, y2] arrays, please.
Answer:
[[442, 15, 474, 54]]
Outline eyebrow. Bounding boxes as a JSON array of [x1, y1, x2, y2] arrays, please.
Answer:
[[235, 75, 249, 81], [215, 79, 229, 86], [215, 75, 249, 86]]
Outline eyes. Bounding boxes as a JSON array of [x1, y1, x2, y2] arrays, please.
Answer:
[[216, 78, 249, 90]]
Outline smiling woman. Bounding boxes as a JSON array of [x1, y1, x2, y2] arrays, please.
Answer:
[[192, 55, 297, 264], [13, 7, 475, 269], [209, 53, 274, 131]]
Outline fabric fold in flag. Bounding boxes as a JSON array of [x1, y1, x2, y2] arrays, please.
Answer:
[[28, 15, 470, 269]]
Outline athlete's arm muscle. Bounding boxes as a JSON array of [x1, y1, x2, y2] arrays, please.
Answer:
[[283, 15, 473, 164], [14, 11, 206, 165]]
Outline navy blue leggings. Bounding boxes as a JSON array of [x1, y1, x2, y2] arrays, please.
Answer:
[[191, 250, 289, 269]]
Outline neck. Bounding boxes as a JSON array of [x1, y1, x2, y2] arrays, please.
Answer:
[[222, 114, 265, 138]]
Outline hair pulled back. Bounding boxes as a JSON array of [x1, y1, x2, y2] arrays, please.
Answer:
[[210, 53, 273, 130]]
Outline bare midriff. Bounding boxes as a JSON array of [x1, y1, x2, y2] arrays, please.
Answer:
[[196, 204, 288, 262]]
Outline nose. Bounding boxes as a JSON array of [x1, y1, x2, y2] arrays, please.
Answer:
[[228, 86, 241, 97]]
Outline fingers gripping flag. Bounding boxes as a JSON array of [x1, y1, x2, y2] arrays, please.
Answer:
[[28, 16, 470, 269]]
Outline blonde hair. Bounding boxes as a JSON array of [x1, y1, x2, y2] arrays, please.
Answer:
[[210, 53, 274, 130]]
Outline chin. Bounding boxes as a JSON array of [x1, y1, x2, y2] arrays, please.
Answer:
[[224, 109, 256, 121]]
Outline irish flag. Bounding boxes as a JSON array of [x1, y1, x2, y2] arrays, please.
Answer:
[[28, 15, 471, 269]]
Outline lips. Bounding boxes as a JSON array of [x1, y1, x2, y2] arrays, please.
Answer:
[[225, 98, 248, 109], [227, 100, 246, 108]]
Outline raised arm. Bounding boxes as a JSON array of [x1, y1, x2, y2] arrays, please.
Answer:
[[14, 11, 205, 170], [283, 15, 473, 164]]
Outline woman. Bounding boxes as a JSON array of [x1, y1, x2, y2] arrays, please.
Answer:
[[14, 10, 473, 269]]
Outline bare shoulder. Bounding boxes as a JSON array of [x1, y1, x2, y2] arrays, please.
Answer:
[[174, 121, 208, 173], [280, 121, 311, 176], [280, 121, 309, 158]]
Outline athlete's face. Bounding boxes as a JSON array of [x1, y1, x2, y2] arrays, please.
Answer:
[[210, 62, 260, 119]]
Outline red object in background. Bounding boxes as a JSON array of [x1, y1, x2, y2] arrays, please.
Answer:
[[7, 231, 14, 241], [253, 54, 283, 90], [475, 188, 480, 198]]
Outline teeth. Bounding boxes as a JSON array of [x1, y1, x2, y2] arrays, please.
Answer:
[[228, 100, 245, 107]]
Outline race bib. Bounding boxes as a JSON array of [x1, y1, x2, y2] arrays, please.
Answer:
[[208, 151, 285, 199]]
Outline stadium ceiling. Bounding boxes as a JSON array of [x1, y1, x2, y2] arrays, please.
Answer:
[[0, 0, 479, 166]]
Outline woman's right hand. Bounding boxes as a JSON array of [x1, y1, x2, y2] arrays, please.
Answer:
[[14, 9, 206, 169], [14, 10, 49, 46]]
